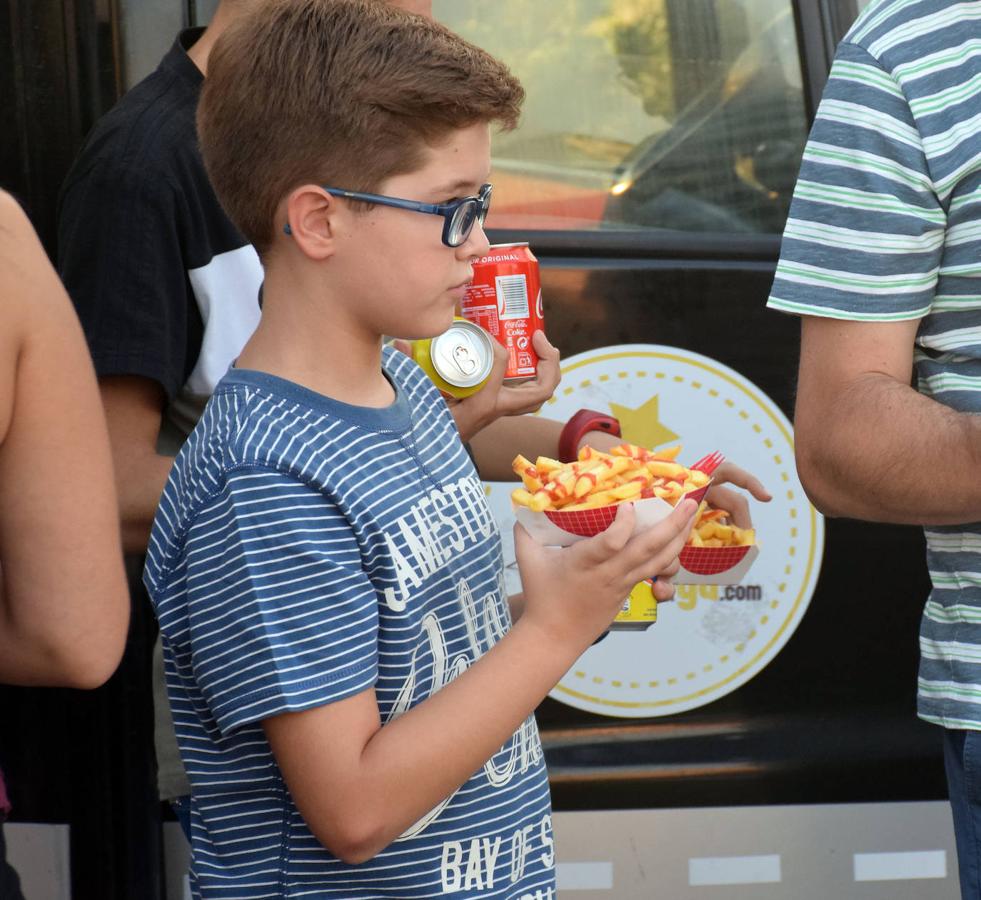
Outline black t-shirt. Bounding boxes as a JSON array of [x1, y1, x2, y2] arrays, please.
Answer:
[[57, 29, 266, 802], [58, 28, 263, 439]]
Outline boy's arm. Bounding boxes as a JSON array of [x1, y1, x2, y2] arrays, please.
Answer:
[[265, 619, 574, 863], [0, 193, 129, 688], [262, 500, 696, 864]]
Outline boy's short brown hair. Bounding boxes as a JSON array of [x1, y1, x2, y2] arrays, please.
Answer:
[[198, 0, 524, 254]]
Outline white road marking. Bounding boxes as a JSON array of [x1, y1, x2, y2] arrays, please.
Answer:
[[556, 861, 614, 890], [853, 850, 947, 881], [689, 854, 782, 885]]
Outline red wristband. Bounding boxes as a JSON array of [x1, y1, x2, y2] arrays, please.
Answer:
[[558, 409, 621, 463]]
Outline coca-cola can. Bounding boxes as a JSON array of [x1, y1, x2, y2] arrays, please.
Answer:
[[461, 242, 543, 381]]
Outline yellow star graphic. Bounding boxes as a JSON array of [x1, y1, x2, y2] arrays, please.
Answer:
[[609, 395, 679, 450]]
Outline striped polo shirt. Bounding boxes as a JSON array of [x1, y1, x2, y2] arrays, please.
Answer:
[[144, 347, 555, 898], [768, 0, 981, 729]]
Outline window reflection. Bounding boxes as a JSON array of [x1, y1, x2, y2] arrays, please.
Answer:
[[435, 0, 808, 235]]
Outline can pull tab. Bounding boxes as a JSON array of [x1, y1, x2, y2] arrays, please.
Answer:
[[452, 344, 477, 376]]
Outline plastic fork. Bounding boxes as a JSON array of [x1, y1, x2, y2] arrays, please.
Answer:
[[691, 450, 724, 476]]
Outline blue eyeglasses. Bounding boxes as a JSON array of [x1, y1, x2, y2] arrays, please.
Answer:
[[284, 183, 492, 248]]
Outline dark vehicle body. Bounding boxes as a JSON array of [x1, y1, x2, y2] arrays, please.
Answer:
[[0, 1, 946, 897]]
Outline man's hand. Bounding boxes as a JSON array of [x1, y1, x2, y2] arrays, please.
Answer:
[[704, 462, 772, 528], [394, 330, 560, 443]]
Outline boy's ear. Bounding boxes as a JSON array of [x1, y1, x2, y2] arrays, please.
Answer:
[[284, 186, 337, 260]]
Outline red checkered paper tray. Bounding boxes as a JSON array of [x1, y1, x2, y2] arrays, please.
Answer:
[[510, 443, 759, 585], [678, 543, 760, 585], [513, 483, 708, 546]]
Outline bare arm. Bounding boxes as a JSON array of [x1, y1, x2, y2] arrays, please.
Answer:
[[472, 417, 773, 530], [0, 193, 129, 688], [99, 376, 177, 553], [795, 315, 981, 524], [469, 415, 624, 482], [264, 499, 697, 864]]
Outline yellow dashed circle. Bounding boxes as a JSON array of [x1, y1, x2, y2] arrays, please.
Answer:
[[564, 367, 799, 695], [525, 351, 823, 712]]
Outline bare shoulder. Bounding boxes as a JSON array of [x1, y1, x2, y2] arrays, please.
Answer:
[[0, 190, 95, 441], [0, 189, 41, 260], [0, 192, 34, 440], [0, 190, 90, 353], [0, 190, 68, 322]]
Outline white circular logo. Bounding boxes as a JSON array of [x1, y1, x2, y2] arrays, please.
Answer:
[[484, 344, 824, 717]]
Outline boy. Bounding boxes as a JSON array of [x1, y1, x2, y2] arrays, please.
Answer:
[[143, 1, 697, 896], [56, 0, 565, 835]]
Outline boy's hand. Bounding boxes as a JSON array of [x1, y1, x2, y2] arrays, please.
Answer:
[[445, 331, 560, 441], [704, 462, 772, 528], [393, 331, 561, 442], [514, 498, 698, 650]]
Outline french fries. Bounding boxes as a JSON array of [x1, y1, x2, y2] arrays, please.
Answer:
[[686, 502, 755, 548], [510, 442, 709, 512], [511, 443, 757, 551]]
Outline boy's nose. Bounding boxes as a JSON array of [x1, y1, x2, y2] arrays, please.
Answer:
[[461, 219, 491, 260]]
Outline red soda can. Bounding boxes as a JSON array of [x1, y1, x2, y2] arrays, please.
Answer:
[[461, 242, 543, 381]]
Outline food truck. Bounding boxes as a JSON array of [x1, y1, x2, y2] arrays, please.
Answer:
[[0, 1, 956, 897]]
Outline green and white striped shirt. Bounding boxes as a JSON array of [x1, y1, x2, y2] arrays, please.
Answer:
[[768, 0, 981, 729]]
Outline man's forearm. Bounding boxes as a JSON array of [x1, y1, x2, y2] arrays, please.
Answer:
[[796, 372, 981, 524], [99, 376, 176, 554], [469, 416, 622, 481], [117, 451, 174, 553]]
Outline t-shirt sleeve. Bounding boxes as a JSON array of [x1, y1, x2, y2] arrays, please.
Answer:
[[767, 41, 944, 322], [57, 161, 190, 399], [182, 466, 380, 736]]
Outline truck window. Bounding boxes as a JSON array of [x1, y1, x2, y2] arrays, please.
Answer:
[[435, 0, 810, 236]]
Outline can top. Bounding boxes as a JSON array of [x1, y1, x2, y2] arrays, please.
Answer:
[[477, 242, 537, 266], [429, 320, 494, 388]]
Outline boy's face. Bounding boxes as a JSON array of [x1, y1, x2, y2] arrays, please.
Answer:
[[333, 122, 492, 341]]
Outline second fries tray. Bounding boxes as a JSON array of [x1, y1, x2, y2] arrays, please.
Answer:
[[678, 543, 760, 584]]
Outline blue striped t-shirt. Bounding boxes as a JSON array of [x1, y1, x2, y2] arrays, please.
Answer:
[[144, 347, 555, 898], [767, 0, 981, 729]]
